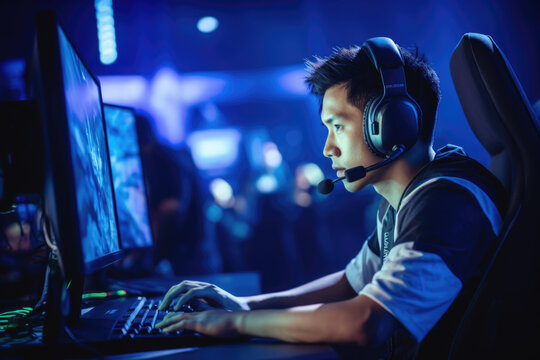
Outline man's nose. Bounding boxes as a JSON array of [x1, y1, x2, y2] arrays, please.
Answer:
[[323, 134, 340, 158]]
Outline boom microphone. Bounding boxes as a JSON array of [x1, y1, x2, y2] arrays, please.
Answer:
[[317, 144, 406, 194]]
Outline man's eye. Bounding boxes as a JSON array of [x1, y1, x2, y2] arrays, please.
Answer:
[[334, 124, 343, 131]]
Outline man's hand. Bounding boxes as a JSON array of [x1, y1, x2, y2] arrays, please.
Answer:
[[158, 280, 249, 312], [155, 310, 245, 338]]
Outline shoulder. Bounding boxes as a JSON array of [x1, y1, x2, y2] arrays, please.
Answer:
[[405, 144, 507, 214], [400, 176, 487, 214], [397, 144, 506, 236], [399, 176, 501, 233], [395, 176, 501, 281]]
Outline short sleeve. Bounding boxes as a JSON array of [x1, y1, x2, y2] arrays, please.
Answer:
[[345, 229, 380, 293]]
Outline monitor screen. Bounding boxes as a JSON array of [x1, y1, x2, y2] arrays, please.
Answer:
[[58, 27, 120, 264], [103, 104, 153, 249], [33, 10, 122, 323]]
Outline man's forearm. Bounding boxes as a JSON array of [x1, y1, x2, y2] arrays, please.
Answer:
[[242, 270, 356, 310], [235, 295, 395, 346]]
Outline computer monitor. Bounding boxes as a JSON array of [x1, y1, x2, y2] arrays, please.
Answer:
[[103, 104, 153, 250], [32, 10, 122, 323]]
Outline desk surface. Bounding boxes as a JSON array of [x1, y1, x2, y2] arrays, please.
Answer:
[[101, 341, 340, 360]]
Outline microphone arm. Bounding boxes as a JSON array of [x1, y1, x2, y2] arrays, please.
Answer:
[[318, 144, 406, 194], [345, 144, 405, 182]]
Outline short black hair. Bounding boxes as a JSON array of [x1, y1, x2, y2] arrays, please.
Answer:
[[305, 44, 441, 145]]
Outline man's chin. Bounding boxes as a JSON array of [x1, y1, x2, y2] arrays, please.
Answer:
[[344, 180, 366, 193]]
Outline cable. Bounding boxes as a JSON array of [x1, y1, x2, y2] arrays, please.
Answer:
[[0, 205, 16, 215], [41, 212, 65, 279], [3, 203, 102, 356], [0, 199, 48, 347], [0, 306, 39, 346], [42, 215, 57, 252], [29, 210, 55, 312], [33, 252, 52, 310], [0, 308, 33, 319], [38, 211, 103, 358]]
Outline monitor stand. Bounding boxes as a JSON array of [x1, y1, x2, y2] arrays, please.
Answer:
[[42, 255, 67, 343]]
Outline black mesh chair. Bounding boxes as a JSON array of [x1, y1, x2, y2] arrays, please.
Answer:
[[418, 33, 540, 359]]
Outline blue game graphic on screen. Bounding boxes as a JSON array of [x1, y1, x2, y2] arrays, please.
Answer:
[[58, 26, 120, 264], [104, 105, 153, 249]]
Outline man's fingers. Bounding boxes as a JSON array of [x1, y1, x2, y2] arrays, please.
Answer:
[[192, 299, 214, 312], [158, 280, 225, 312], [158, 284, 183, 310], [159, 281, 196, 310], [156, 312, 188, 329], [163, 319, 197, 333], [162, 321, 183, 333], [174, 286, 218, 310]]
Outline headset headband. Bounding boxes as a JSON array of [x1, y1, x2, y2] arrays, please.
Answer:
[[362, 37, 410, 98]]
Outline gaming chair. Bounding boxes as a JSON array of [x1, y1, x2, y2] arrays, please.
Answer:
[[421, 33, 540, 358]]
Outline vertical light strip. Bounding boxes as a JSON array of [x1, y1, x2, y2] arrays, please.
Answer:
[[95, 0, 118, 65]]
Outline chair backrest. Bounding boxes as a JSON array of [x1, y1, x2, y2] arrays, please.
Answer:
[[443, 33, 540, 358]]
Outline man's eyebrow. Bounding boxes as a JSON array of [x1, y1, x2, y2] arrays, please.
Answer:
[[322, 116, 336, 126]]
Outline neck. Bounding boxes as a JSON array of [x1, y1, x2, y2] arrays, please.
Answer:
[[373, 145, 435, 210]]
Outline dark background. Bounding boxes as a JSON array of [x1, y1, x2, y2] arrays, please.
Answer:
[[0, 0, 538, 293]]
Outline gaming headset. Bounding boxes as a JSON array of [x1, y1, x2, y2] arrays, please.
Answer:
[[318, 37, 423, 194], [361, 37, 422, 158]]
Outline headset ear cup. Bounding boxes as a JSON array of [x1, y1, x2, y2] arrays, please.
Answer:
[[377, 98, 421, 154], [395, 97, 421, 149], [363, 96, 386, 157]]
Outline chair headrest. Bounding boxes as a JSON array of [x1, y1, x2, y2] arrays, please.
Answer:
[[450, 33, 540, 191]]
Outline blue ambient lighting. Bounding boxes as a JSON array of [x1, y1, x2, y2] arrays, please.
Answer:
[[256, 174, 278, 194], [262, 142, 283, 169], [210, 178, 234, 208], [95, 0, 118, 65], [197, 16, 219, 33], [187, 129, 241, 170]]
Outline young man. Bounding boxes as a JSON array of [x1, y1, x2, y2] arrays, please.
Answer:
[[155, 38, 507, 357]]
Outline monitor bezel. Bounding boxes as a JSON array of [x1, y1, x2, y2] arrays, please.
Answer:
[[33, 10, 123, 323], [103, 103, 155, 250]]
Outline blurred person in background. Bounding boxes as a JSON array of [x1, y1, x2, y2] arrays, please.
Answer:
[[135, 112, 215, 276]]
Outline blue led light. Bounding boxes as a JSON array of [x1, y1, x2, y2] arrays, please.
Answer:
[[197, 16, 219, 33], [187, 129, 241, 170], [210, 178, 234, 208], [262, 142, 283, 168], [95, 0, 118, 65], [256, 174, 278, 193]]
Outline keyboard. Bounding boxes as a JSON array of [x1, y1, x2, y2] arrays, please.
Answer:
[[111, 297, 195, 340], [70, 294, 246, 355]]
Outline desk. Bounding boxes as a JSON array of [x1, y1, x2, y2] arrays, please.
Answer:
[[99, 341, 340, 360], [94, 340, 391, 359]]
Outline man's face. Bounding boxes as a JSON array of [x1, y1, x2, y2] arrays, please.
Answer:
[[321, 84, 382, 192]]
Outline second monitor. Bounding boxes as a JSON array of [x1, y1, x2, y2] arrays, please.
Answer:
[[103, 104, 153, 250]]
